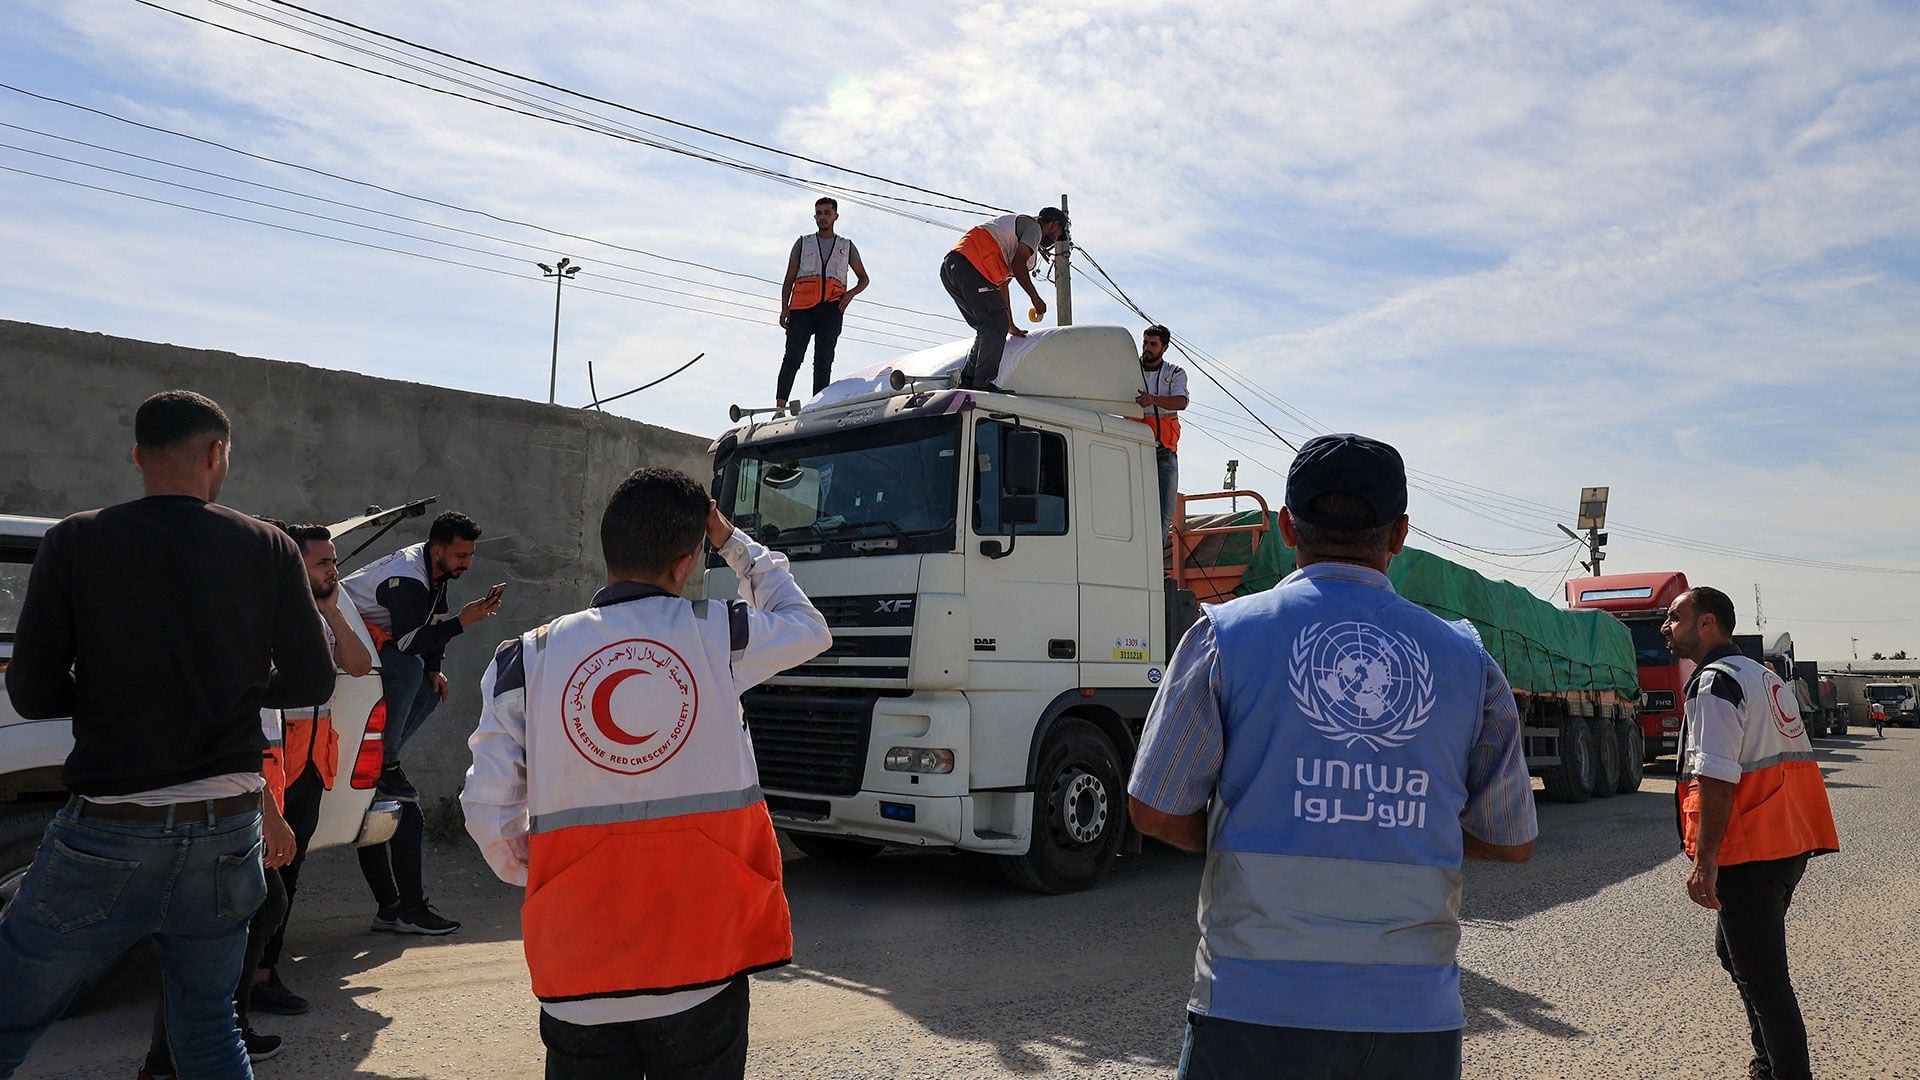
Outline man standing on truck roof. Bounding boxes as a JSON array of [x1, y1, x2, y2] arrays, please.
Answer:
[[341, 510, 503, 937], [1, 390, 330, 1080], [941, 206, 1069, 391], [1128, 433, 1537, 1080], [462, 467, 830, 1080], [776, 197, 870, 411], [1663, 585, 1837, 1080], [1134, 325, 1190, 538]]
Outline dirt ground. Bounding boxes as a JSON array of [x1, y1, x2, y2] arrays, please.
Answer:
[[15, 729, 1919, 1079]]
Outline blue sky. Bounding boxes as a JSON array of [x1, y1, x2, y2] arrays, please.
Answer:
[[3, 0, 1916, 657]]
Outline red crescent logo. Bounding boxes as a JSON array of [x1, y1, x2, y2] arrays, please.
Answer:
[[560, 638, 699, 775], [1770, 683, 1803, 738], [590, 668, 658, 746]]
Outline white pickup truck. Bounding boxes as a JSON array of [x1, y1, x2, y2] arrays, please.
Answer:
[[0, 503, 425, 917]]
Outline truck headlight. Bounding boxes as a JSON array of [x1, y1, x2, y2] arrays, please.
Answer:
[[883, 747, 954, 774]]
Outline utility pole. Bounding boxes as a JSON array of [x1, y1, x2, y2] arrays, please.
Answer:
[[1753, 584, 1767, 634], [1557, 486, 1610, 575], [1852, 637, 1860, 660], [1052, 193, 1072, 326], [537, 257, 582, 404], [1224, 460, 1239, 511]]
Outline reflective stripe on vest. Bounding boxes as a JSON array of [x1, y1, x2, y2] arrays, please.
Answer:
[[1675, 657, 1838, 866], [514, 598, 792, 1002], [953, 225, 1013, 286], [1197, 566, 1488, 1033], [788, 234, 849, 311]]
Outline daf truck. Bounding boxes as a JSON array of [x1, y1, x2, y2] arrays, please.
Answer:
[[708, 326, 1641, 893]]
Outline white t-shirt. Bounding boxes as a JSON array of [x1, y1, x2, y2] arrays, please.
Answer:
[[542, 983, 727, 1025]]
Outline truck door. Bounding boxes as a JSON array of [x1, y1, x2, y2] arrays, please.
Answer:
[[967, 418, 1078, 680], [1073, 429, 1154, 686]]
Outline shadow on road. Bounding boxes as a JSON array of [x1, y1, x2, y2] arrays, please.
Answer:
[[1463, 968, 1587, 1040]]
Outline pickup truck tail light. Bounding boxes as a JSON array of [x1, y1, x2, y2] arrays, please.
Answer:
[[349, 699, 389, 789]]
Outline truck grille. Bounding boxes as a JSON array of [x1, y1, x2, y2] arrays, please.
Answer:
[[782, 593, 913, 684], [742, 685, 877, 797]]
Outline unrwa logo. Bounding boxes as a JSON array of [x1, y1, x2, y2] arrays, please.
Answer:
[[1289, 621, 1435, 751]]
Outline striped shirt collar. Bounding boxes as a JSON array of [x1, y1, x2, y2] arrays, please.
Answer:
[[1282, 560, 1394, 592]]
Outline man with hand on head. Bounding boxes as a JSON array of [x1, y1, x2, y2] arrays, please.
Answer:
[[2, 390, 330, 1080], [463, 467, 830, 1079]]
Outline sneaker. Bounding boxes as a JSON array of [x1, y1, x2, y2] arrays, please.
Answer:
[[244, 1028, 283, 1063], [250, 972, 309, 1016], [376, 762, 418, 801], [372, 898, 461, 936]]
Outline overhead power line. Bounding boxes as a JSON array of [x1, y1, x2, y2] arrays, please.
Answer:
[[257, 0, 1016, 216]]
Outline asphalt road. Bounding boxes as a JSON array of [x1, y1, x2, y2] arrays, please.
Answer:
[[15, 729, 1918, 1079]]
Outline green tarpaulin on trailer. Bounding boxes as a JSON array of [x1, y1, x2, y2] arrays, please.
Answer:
[[1230, 529, 1638, 699]]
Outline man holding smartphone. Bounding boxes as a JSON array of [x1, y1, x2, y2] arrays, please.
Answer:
[[342, 510, 502, 936]]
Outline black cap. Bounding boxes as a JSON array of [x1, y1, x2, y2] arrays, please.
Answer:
[[1285, 434, 1408, 530]]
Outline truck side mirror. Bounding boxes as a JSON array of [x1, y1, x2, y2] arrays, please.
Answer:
[[999, 494, 1040, 527], [1002, 428, 1043, 497]]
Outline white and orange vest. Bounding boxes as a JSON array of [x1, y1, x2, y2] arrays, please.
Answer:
[[462, 533, 832, 1006], [1677, 650, 1838, 866], [788, 234, 851, 311], [953, 214, 1038, 286]]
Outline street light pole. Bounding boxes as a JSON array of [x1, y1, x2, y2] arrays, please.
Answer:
[[537, 257, 583, 404]]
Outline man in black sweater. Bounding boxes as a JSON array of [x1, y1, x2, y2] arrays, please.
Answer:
[[0, 391, 333, 1080]]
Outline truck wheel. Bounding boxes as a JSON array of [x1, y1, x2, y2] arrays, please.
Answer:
[[1587, 716, 1619, 799], [789, 833, 883, 863], [1002, 719, 1126, 894], [1832, 713, 1848, 736], [1541, 713, 1594, 804], [0, 807, 54, 919], [1614, 718, 1645, 794]]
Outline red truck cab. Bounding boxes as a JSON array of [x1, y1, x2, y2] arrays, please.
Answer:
[[1566, 572, 1693, 762]]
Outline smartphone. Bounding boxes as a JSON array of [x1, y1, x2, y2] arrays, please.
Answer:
[[487, 582, 508, 600]]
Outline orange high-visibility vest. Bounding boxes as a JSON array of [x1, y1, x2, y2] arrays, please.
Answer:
[[506, 601, 793, 1001], [787, 234, 850, 311], [1676, 656, 1838, 866], [281, 707, 341, 789], [954, 216, 1026, 286], [1134, 414, 1182, 453]]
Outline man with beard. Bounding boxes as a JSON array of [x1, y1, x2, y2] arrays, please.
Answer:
[[341, 511, 502, 936], [1133, 325, 1190, 538]]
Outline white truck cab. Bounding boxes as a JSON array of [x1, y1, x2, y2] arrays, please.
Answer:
[[708, 326, 1183, 892], [0, 501, 432, 916]]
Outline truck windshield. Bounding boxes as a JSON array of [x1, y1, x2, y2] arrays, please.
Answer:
[[1867, 685, 1913, 703], [721, 415, 961, 560], [1626, 620, 1674, 666]]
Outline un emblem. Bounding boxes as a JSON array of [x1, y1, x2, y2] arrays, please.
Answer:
[[1289, 621, 1435, 750]]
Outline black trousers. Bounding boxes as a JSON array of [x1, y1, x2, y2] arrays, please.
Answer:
[[357, 798, 426, 908], [541, 977, 749, 1080], [777, 302, 843, 401], [1715, 854, 1812, 1080], [1179, 1013, 1461, 1080], [260, 765, 324, 971], [940, 250, 1010, 389]]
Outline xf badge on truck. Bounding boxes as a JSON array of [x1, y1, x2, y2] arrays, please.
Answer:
[[876, 598, 914, 615]]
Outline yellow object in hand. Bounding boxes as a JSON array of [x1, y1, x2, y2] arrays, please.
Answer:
[[1028, 306, 1042, 323]]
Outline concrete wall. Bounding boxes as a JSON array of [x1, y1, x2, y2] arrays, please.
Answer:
[[0, 319, 712, 807]]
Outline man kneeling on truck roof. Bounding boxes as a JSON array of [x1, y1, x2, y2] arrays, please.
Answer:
[[1129, 433, 1537, 1080], [462, 468, 830, 1079]]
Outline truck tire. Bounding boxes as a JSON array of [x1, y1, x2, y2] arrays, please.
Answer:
[[1832, 712, 1848, 736], [1587, 716, 1619, 799], [1541, 712, 1594, 804], [1001, 719, 1126, 894], [789, 833, 883, 863], [0, 806, 55, 920], [1614, 718, 1645, 794]]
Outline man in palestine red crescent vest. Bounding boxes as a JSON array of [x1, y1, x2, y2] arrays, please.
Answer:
[[1664, 585, 1837, 1080], [940, 206, 1069, 390], [775, 197, 870, 411], [462, 467, 830, 1079]]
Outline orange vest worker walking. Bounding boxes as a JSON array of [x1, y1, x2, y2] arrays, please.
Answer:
[[462, 468, 830, 1079]]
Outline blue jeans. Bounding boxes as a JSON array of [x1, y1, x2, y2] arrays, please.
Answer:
[[1178, 1012, 1462, 1080], [1157, 447, 1180, 537], [0, 803, 264, 1080], [379, 642, 441, 764]]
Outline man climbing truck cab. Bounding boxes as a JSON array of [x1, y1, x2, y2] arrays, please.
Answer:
[[710, 327, 1166, 894], [1567, 572, 1692, 762], [711, 326, 1643, 894]]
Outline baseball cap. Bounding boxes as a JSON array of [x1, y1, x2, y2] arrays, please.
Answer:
[[1285, 434, 1408, 530]]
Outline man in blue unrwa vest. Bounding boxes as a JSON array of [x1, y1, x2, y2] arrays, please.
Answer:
[[1130, 433, 1538, 1080]]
